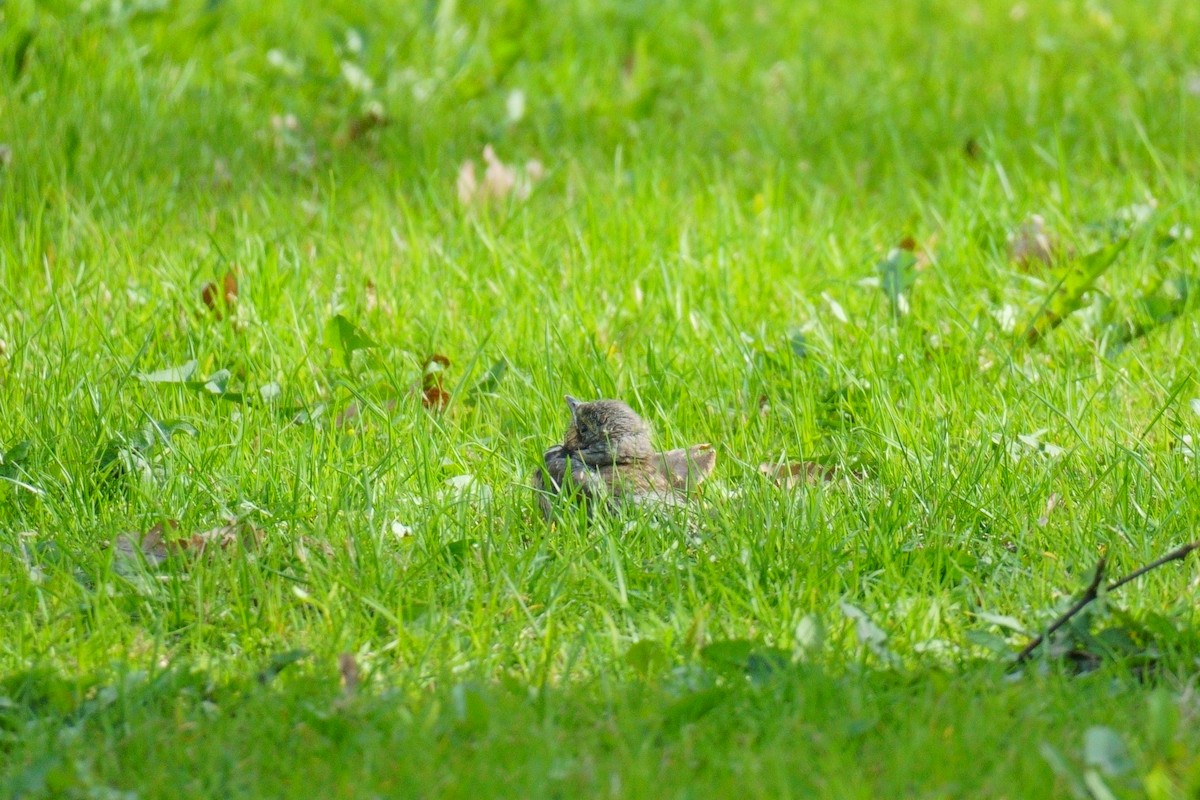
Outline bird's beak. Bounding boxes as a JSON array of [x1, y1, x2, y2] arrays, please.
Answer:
[[564, 395, 580, 420]]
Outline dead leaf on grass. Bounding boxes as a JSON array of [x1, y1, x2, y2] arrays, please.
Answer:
[[457, 145, 544, 206], [1007, 215, 1069, 271], [337, 398, 398, 427], [338, 652, 359, 694], [185, 521, 263, 554], [759, 461, 865, 488], [201, 270, 239, 318], [1037, 493, 1062, 527], [113, 520, 179, 567], [656, 444, 717, 491], [365, 279, 378, 313], [419, 353, 452, 410], [335, 101, 388, 147], [113, 520, 261, 568]]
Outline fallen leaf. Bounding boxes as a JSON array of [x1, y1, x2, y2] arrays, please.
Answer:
[[184, 521, 262, 554], [113, 521, 179, 568], [223, 270, 239, 304], [201, 270, 239, 318], [365, 279, 378, 312], [1007, 215, 1060, 271], [212, 158, 232, 188], [656, 445, 717, 491], [482, 144, 516, 200], [457, 161, 478, 205], [338, 652, 359, 694], [336, 101, 387, 146], [759, 460, 864, 487], [457, 145, 544, 206], [422, 385, 450, 409], [1037, 493, 1062, 527], [337, 398, 398, 427], [419, 354, 452, 410]]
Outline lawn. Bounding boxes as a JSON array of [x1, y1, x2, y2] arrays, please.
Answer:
[[2, 0, 1200, 797]]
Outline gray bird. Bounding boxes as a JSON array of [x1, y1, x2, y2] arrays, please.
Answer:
[[532, 396, 716, 519]]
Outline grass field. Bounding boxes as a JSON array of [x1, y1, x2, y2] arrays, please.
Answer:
[[3, 0, 1200, 796]]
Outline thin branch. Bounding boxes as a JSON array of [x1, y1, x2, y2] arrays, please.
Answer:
[[1013, 558, 1106, 666], [1106, 540, 1200, 592], [1012, 539, 1200, 667]]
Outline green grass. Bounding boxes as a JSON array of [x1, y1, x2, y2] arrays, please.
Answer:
[[2, 0, 1200, 796]]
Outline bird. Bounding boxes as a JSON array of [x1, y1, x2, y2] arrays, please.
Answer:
[[532, 395, 716, 519]]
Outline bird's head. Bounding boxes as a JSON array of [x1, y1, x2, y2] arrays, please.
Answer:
[[561, 396, 654, 464]]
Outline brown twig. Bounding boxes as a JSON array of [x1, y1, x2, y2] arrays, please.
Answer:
[[1104, 541, 1200, 592], [1012, 540, 1200, 667], [1013, 558, 1106, 666]]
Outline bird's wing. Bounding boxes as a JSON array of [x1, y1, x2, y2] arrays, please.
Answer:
[[600, 464, 684, 510], [534, 445, 609, 518]]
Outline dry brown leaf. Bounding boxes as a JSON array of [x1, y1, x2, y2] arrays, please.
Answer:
[[1037, 493, 1062, 527], [457, 161, 479, 205], [898, 234, 938, 269], [337, 398, 398, 427], [419, 354, 452, 410], [457, 146, 544, 206], [185, 521, 262, 554], [656, 444, 717, 491], [340, 103, 387, 146], [113, 520, 179, 567], [422, 386, 450, 409], [1007, 215, 1061, 271], [365, 279, 378, 313], [201, 269, 239, 318], [336, 403, 360, 427], [759, 461, 864, 488], [212, 158, 232, 188], [338, 652, 359, 694], [222, 271, 238, 304]]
